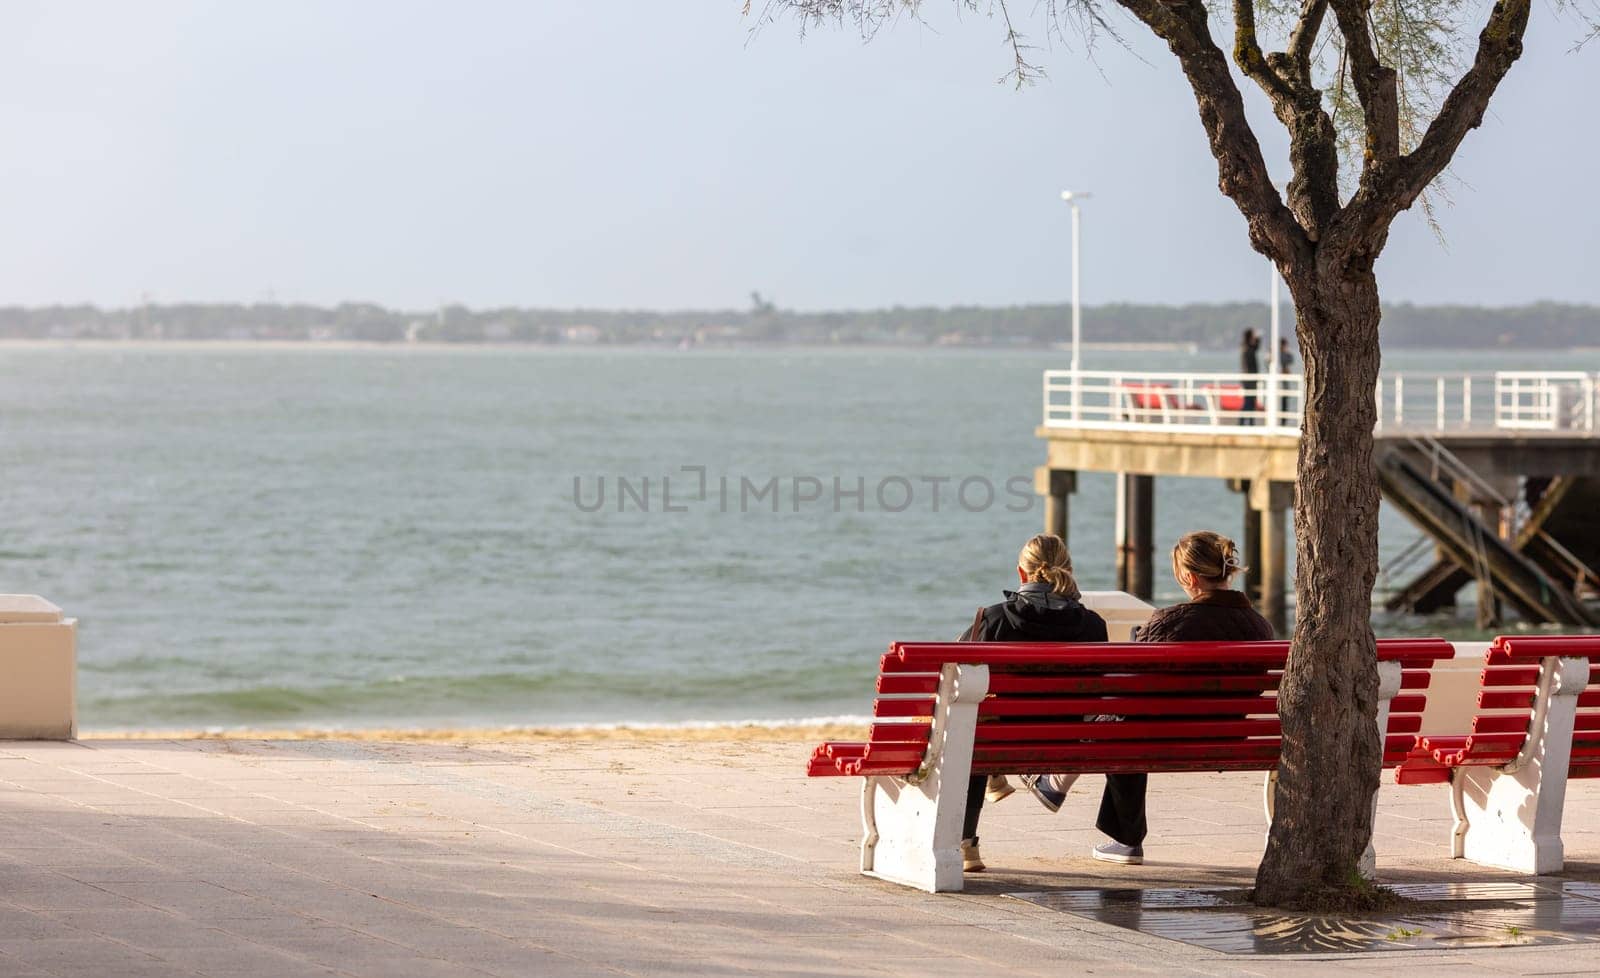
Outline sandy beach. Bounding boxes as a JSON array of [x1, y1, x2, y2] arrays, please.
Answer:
[[86, 721, 873, 744]]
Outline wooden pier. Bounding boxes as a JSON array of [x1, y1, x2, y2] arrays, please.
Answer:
[[1034, 368, 1600, 634]]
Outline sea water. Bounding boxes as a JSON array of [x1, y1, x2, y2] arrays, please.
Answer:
[[0, 343, 1592, 731]]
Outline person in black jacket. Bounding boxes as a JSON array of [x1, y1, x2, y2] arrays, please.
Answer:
[[1083, 529, 1274, 865], [957, 534, 1108, 873], [1240, 328, 1262, 424]]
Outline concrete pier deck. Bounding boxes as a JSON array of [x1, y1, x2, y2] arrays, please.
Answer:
[[6, 734, 1600, 977]]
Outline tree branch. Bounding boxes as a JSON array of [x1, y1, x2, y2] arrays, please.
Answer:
[[1327, 0, 1400, 163], [1331, 0, 1532, 254], [1400, 0, 1530, 196], [996, 0, 1044, 87], [1232, 0, 1294, 102], [1284, 0, 1329, 88], [1252, 0, 1341, 239], [1113, 0, 1308, 266]]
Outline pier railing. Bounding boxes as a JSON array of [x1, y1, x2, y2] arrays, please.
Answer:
[[1042, 370, 1304, 434], [1044, 369, 1600, 435]]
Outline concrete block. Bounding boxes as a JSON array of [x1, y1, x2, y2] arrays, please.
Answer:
[[1079, 591, 1156, 642], [0, 595, 76, 739]]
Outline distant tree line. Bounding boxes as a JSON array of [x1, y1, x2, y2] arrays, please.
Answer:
[[0, 300, 1593, 348]]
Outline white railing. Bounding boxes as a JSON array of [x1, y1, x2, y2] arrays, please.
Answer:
[[1495, 372, 1597, 431], [1042, 369, 1304, 434], [1044, 368, 1599, 435], [1373, 373, 1496, 433]]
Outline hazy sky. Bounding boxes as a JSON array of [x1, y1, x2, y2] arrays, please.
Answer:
[[2, 1, 1595, 310]]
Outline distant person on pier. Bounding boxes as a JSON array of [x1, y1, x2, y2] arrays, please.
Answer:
[[955, 534, 1107, 873], [1239, 329, 1261, 424], [1051, 530, 1273, 866], [1278, 338, 1295, 416]]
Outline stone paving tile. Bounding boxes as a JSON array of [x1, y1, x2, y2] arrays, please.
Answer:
[[0, 935, 199, 976]]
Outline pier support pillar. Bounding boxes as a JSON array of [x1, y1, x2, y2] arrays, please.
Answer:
[[1116, 473, 1155, 601], [1461, 476, 1517, 629], [1035, 468, 1077, 546], [1230, 479, 1264, 605], [1251, 480, 1294, 637]]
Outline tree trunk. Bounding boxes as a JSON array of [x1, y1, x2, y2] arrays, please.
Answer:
[[1253, 257, 1385, 910]]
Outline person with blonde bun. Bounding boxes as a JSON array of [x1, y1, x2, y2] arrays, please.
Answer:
[[954, 534, 1108, 873], [1140, 531, 1275, 643], [1083, 529, 1275, 866]]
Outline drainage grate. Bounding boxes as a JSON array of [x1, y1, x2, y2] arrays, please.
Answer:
[[1009, 881, 1600, 954]]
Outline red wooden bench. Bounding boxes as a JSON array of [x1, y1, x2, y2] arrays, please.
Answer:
[[1394, 634, 1600, 873], [809, 638, 1451, 892]]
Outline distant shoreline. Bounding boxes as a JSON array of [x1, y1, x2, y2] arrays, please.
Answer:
[[4, 337, 1597, 354]]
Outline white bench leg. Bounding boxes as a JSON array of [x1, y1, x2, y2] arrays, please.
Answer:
[[1262, 660, 1397, 878], [1453, 656, 1587, 874], [1360, 661, 1403, 877], [860, 662, 988, 893]]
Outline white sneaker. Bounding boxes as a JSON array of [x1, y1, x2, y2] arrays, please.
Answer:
[[1092, 841, 1144, 865]]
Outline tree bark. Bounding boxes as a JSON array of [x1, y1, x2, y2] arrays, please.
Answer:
[[1253, 257, 1385, 909]]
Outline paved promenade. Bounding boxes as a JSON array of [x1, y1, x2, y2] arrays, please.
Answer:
[[4, 735, 1600, 977]]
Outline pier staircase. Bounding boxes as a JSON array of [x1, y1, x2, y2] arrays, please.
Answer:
[[1378, 439, 1600, 627]]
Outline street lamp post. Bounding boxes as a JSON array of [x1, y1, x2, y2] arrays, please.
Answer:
[[1061, 190, 1090, 418], [1266, 181, 1287, 430], [1267, 260, 1281, 429]]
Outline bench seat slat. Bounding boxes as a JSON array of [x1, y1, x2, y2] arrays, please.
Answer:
[[970, 739, 1281, 768], [874, 700, 936, 718], [1402, 670, 1431, 690], [1493, 635, 1600, 659], [969, 758, 1281, 775], [1395, 762, 1452, 785], [973, 718, 1283, 742], [978, 694, 1279, 716], [1478, 688, 1600, 710], [882, 643, 1292, 672], [877, 675, 938, 695], [868, 722, 932, 742], [986, 673, 1280, 695], [1481, 666, 1542, 686], [1471, 714, 1535, 734], [1387, 714, 1422, 734], [1478, 690, 1537, 710]]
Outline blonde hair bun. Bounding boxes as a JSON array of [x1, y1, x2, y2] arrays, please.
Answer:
[[1172, 530, 1246, 584], [1018, 534, 1081, 599]]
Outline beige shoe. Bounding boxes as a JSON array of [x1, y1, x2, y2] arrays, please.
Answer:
[[961, 837, 985, 873], [984, 774, 1016, 804]]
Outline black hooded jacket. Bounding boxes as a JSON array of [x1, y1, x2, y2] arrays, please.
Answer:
[[959, 581, 1109, 644]]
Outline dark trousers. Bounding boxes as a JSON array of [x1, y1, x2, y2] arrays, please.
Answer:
[[1096, 773, 1148, 847], [964, 773, 1148, 847], [963, 775, 985, 840]]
